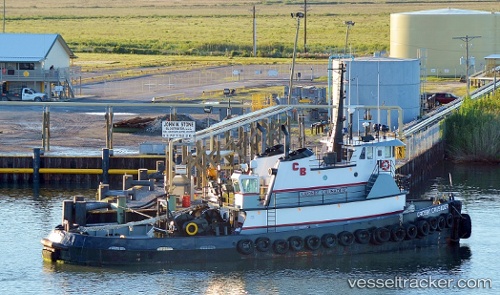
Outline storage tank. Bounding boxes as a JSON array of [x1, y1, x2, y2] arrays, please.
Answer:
[[331, 57, 420, 133], [390, 8, 500, 77]]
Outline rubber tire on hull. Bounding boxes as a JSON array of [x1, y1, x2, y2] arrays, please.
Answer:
[[255, 237, 271, 252], [459, 214, 472, 239], [338, 231, 355, 246], [417, 219, 430, 237], [321, 233, 337, 248], [390, 225, 406, 242], [436, 215, 446, 231], [372, 227, 391, 244], [445, 213, 454, 228], [305, 235, 321, 251], [288, 236, 304, 251], [237, 239, 254, 255], [354, 229, 370, 244], [273, 239, 289, 254], [428, 217, 438, 232], [405, 223, 418, 240]]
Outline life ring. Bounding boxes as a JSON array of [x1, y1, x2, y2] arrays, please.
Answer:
[[372, 227, 391, 244], [390, 225, 406, 242], [237, 239, 254, 255], [354, 229, 370, 244], [255, 237, 271, 252], [288, 236, 304, 251], [184, 222, 198, 236], [273, 239, 289, 254], [428, 216, 438, 232], [405, 223, 418, 240], [304, 235, 321, 251], [417, 219, 430, 236], [321, 233, 337, 248], [338, 231, 355, 246], [436, 215, 446, 231], [380, 160, 391, 171]]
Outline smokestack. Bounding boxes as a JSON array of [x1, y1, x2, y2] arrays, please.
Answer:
[[281, 124, 289, 159]]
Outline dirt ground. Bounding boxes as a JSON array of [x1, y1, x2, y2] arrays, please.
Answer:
[[0, 67, 466, 156]]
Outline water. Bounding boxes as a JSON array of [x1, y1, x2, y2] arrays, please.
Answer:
[[0, 162, 498, 294]]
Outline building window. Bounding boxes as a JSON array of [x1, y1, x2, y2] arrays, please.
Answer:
[[18, 63, 35, 70]]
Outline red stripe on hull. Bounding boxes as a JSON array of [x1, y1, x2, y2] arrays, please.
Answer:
[[273, 182, 367, 193]]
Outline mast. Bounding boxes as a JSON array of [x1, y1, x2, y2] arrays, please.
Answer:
[[333, 62, 346, 162]]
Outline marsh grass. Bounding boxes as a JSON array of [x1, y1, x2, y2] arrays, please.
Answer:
[[443, 92, 500, 162], [5, 0, 498, 62]]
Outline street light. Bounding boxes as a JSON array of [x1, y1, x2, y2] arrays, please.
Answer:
[[223, 88, 231, 118], [344, 21, 355, 55], [287, 12, 304, 128]]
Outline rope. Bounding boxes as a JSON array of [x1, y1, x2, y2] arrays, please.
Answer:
[[78, 213, 169, 233]]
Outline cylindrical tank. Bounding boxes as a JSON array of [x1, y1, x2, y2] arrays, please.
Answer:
[[390, 8, 500, 77]]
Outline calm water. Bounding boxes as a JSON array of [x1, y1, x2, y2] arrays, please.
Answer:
[[0, 162, 498, 294]]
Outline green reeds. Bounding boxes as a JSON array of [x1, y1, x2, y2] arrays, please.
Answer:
[[443, 93, 500, 162]]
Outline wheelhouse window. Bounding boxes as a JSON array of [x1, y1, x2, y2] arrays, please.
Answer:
[[359, 147, 366, 159], [18, 63, 35, 70], [385, 146, 392, 158], [234, 178, 259, 194], [366, 147, 373, 159]]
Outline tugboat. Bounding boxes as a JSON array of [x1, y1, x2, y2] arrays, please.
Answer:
[[41, 120, 472, 266]]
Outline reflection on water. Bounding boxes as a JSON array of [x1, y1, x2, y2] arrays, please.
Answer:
[[38, 246, 474, 295]]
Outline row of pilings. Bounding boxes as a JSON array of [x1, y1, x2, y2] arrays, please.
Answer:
[[0, 148, 165, 187], [0, 142, 446, 190]]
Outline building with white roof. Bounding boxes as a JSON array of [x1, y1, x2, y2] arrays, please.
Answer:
[[0, 33, 76, 98]]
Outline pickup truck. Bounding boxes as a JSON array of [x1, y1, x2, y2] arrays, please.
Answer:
[[1, 88, 49, 102]]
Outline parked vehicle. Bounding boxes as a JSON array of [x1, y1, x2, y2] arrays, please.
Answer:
[[428, 92, 459, 106], [0, 87, 48, 102]]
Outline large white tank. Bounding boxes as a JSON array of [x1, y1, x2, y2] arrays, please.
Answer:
[[390, 8, 500, 77], [331, 57, 420, 133]]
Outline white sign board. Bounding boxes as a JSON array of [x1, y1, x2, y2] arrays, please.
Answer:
[[175, 164, 187, 175], [162, 121, 195, 139]]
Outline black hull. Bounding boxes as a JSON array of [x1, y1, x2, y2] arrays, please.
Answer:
[[43, 229, 452, 266], [42, 200, 470, 267]]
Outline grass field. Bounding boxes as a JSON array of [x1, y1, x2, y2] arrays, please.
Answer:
[[3, 0, 498, 68]]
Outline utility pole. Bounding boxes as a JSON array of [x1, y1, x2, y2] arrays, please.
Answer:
[[3, 0, 5, 33], [453, 35, 481, 98], [303, 0, 307, 53], [252, 5, 256, 57]]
